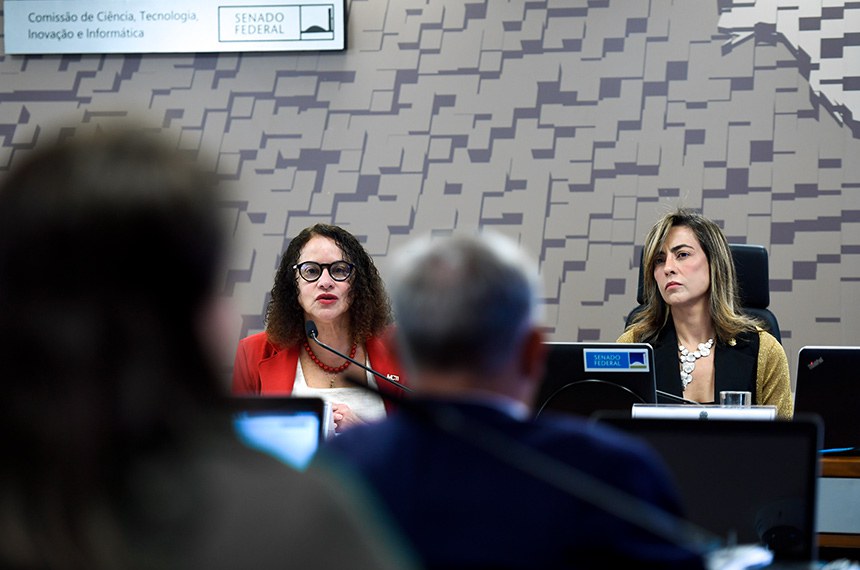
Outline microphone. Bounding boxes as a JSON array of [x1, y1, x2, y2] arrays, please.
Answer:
[[305, 320, 413, 393], [656, 389, 705, 406]]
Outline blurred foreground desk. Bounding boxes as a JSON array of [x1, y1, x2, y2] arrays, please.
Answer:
[[818, 456, 860, 550]]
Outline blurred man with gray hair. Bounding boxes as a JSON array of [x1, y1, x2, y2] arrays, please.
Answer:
[[319, 231, 706, 569]]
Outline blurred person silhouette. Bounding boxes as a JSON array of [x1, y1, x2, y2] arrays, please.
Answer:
[[0, 127, 415, 570], [318, 231, 708, 569], [232, 223, 408, 434], [617, 208, 792, 418]]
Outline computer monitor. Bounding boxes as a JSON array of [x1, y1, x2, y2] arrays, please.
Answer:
[[795, 345, 860, 454], [534, 342, 657, 418], [229, 396, 328, 470], [596, 415, 822, 562]]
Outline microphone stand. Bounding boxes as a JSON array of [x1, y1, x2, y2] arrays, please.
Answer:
[[305, 321, 413, 393]]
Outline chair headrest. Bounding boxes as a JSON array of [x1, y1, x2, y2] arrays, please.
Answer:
[[730, 244, 770, 309], [636, 243, 771, 309]]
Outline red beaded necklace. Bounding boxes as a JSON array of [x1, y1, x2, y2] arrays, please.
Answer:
[[303, 340, 357, 375]]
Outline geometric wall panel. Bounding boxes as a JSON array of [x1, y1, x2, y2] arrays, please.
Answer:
[[1, 0, 858, 390]]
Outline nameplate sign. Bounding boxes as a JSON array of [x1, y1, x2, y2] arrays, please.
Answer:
[[3, 0, 347, 55], [583, 348, 651, 373]]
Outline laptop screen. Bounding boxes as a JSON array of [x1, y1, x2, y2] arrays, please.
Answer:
[[535, 342, 658, 417], [596, 415, 822, 562], [229, 396, 328, 470], [794, 345, 860, 454]]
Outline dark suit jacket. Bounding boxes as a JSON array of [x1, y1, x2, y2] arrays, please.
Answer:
[[320, 398, 707, 569], [650, 320, 760, 403]]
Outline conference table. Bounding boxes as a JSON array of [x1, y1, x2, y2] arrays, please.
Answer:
[[818, 456, 860, 550]]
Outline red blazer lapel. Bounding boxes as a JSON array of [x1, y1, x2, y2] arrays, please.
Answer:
[[258, 346, 300, 395]]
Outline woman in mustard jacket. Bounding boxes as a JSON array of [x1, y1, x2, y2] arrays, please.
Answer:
[[618, 208, 792, 419]]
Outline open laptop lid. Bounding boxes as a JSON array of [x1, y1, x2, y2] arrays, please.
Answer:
[[229, 396, 328, 470], [795, 345, 860, 455], [534, 342, 658, 417], [596, 414, 822, 562]]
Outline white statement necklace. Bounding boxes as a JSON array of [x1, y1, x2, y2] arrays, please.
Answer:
[[679, 338, 714, 390]]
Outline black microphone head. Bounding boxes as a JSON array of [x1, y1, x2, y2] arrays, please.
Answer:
[[305, 320, 318, 339]]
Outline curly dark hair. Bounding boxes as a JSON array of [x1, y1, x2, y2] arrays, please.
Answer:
[[265, 224, 392, 347]]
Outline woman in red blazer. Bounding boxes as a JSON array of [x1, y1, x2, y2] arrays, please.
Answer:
[[233, 224, 407, 433]]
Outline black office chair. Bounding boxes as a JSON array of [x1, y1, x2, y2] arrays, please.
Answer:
[[625, 243, 781, 343]]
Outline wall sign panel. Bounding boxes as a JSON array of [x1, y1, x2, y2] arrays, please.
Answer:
[[3, 0, 346, 54]]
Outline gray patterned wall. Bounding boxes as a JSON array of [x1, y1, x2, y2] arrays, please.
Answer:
[[1, 0, 858, 391]]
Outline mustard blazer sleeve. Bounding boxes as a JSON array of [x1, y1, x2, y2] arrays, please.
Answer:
[[616, 330, 635, 343], [756, 330, 793, 420]]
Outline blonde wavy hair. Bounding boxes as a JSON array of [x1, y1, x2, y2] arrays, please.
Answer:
[[625, 208, 763, 344]]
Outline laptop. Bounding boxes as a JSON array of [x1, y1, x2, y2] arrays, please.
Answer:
[[534, 342, 657, 417], [794, 345, 860, 455], [229, 396, 329, 470], [596, 415, 822, 562]]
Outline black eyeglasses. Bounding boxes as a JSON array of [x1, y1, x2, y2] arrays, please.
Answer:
[[292, 261, 355, 283]]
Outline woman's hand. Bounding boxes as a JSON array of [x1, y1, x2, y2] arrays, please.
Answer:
[[331, 402, 364, 433]]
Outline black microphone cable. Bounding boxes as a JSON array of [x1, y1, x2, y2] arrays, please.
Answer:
[[656, 390, 706, 406], [305, 320, 413, 393]]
